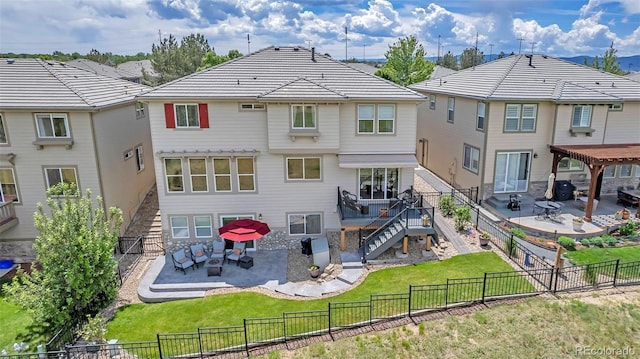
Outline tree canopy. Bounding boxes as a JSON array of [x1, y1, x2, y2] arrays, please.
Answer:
[[439, 51, 458, 70], [459, 47, 484, 69], [198, 49, 243, 71], [375, 35, 434, 86], [3, 184, 122, 336], [149, 33, 211, 84], [583, 43, 625, 75]]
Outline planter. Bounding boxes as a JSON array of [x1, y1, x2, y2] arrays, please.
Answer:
[[309, 269, 320, 278], [614, 213, 623, 220], [572, 222, 583, 231], [422, 216, 430, 227], [622, 212, 630, 220], [479, 237, 490, 246]]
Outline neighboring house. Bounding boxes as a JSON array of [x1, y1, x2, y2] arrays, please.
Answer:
[[410, 54, 640, 206], [0, 59, 155, 261], [68, 59, 142, 83], [626, 71, 640, 82], [117, 60, 159, 83], [346, 62, 380, 75], [428, 65, 456, 79], [138, 46, 424, 251]]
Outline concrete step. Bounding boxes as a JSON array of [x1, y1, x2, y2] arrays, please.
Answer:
[[342, 261, 363, 269], [337, 268, 362, 284]]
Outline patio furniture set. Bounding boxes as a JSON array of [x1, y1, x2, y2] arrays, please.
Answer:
[[171, 240, 254, 276]]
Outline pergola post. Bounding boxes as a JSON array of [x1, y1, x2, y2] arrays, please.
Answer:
[[584, 164, 604, 222]]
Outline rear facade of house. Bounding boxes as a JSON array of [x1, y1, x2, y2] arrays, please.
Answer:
[[411, 55, 640, 202], [0, 59, 155, 261], [139, 46, 425, 252]]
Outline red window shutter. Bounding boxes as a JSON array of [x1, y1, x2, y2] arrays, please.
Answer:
[[198, 103, 209, 128], [164, 104, 175, 128]]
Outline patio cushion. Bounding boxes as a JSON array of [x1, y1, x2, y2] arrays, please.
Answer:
[[234, 248, 241, 256], [177, 257, 188, 264], [195, 249, 203, 257]]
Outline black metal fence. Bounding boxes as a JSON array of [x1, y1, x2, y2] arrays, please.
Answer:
[[116, 234, 165, 285], [17, 258, 640, 358]]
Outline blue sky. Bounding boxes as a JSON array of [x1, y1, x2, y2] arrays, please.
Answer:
[[0, 0, 638, 60]]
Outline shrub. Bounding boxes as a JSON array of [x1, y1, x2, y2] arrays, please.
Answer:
[[506, 236, 518, 257], [603, 236, 618, 247], [558, 236, 576, 251], [439, 195, 455, 216], [619, 221, 638, 236], [591, 238, 603, 247], [510, 227, 526, 239], [583, 264, 598, 285], [453, 205, 472, 231], [580, 238, 591, 247]]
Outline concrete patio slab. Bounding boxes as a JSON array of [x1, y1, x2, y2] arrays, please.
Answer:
[[274, 282, 303, 296], [337, 268, 362, 284], [321, 279, 351, 294], [296, 284, 325, 297]]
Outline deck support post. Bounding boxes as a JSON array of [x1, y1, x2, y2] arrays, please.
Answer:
[[426, 235, 431, 251], [340, 228, 346, 251], [402, 235, 408, 254]]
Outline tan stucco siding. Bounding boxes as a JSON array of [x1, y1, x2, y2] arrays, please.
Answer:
[[602, 103, 640, 143], [93, 104, 156, 233], [553, 104, 609, 145], [0, 110, 100, 240]]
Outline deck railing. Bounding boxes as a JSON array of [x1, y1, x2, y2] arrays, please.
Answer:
[[0, 201, 17, 230]]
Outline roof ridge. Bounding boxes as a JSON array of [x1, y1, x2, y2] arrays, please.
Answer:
[[258, 77, 348, 98], [551, 80, 565, 100], [561, 80, 623, 100], [486, 55, 521, 98], [37, 59, 95, 107]]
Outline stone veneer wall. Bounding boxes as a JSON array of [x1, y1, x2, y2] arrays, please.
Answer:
[[483, 178, 639, 202]]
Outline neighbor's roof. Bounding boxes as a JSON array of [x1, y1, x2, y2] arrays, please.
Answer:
[[626, 72, 640, 82], [410, 55, 640, 102], [68, 59, 140, 80], [429, 65, 456, 79], [140, 46, 424, 101], [0, 58, 149, 110], [117, 59, 158, 77]]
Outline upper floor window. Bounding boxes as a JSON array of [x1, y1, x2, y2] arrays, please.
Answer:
[[164, 103, 209, 129], [35, 113, 69, 138], [189, 158, 208, 192], [447, 98, 454, 123], [164, 158, 184, 192], [463, 144, 479, 174], [504, 104, 537, 132], [0, 114, 7, 144], [292, 105, 316, 129], [240, 103, 266, 111], [213, 158, 232, 192], [358, 104, 395, 134], [135, 145, 145, 172], [135, 102, 146, 119], [44, 167, 78, 195], [237, 157, 256, 192], [0, 168, 18, 203], [558, 157, 583, 171], [287, 157, 321, 180], [608, 103, 622, 111], [476, 102, 486, 131], [429, 95, 436, 110], [572, 105, 592, 128]]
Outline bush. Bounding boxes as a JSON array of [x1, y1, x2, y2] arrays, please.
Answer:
[[439, 195, 455, 216], [580, 238, 591, 247], [603, 236, 618, 247], [619, 221, 638, 236], [510, 227, 526, 239], [506, 236, 518, 257], [453, 205, 472, 231], [591, 237, 603, 247], [558, 236, 576, 251]]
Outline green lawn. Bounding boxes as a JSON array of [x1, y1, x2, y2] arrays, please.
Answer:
[[0, 294, 34, 353], [108, 252, 520, 342], [564, 246, 640, 265]]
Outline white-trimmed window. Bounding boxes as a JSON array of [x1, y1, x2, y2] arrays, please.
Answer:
[[359, 168, 399, 199], [572, 105, 592, 128], [0, 168, 18, 203], [288, 213, 322, 235], [635, 165, 640, 178], [237, 157, 255, 191], [558, 157, 583, 171], [463, 145, 479, 174], [164, 158, 184, 192], [170, 216, 189, 238], [213, 158, 231, 192], [175, 104, 199, 128], [194, 216, 212, 238], [505, 104, 537, 132], [603, 165, 616, 178], [447, 98, 454, 123], [189, 158, 208, 192], [429, 95, 436, 110], [135, 102, 146, 119], [292, 105, 316, 129], [619, 165, 632, 178], [135, 145, 144, 172], [476, 102, 486, 130], [240, 103, 266, 111], [44, 167, 77, 194], [0, 114, 7, 144], [358, 104, 395, 134], [608, 103, 623, 111], [35, 113, 69, 138], [287, 157, 321, 180]]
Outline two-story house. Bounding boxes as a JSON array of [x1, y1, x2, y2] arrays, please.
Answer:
[[138, 46, 424, 251], [410, 55, 640, 221], [0, 58, 156, 261]]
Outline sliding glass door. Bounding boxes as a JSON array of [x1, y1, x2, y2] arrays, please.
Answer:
[[494, 152, 531, 193]]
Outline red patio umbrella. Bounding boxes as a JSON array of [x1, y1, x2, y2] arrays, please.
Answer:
[[218, 219, 271, 242]]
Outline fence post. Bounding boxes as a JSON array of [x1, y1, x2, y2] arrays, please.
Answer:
[[613, 259, 620, 287], [408, 285, 413, 318], [328, 303, 332, 336], [156, 334, 163, 359], [475, 207, 480, 230], [197, 329, 204, 359], [481, 273, 487, 303], [553, 266, 560, 293], [369, 296, 373, 326], [444, 280, 449, 309], [547, 267, 554, 291], [244, 319, 249, 357]]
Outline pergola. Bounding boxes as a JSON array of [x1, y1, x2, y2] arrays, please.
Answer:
[[549, 143, 640, 222]]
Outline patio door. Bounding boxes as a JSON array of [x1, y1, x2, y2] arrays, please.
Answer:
[[494, 152, 531, 193], [220, 214, 256, 251]]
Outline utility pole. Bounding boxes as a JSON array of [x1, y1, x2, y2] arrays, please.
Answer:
[[307, 40, 312, 49], [437, 35, 441, 63], [345, 26, 348, 62], [529, 41, 536, 55], [517, 37, 525, 54], [363, 44, 366, 62], [158, 29, 162, 43], [489, 43, 494, 61], [473, 32, 479, 68], [247, 34, 251, 53]]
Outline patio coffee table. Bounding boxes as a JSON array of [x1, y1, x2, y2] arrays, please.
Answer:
[[204, 258, 223, 276]]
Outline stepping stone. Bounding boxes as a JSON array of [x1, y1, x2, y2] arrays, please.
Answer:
[[321, 280, 350, 294], [297, 284, 324, 297], [337, 268, 362, 284], [274, 282, 302, 296]]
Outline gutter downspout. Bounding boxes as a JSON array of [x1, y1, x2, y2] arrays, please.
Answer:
[[89, 112, 109, 224]]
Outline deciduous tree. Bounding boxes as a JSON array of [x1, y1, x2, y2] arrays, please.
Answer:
[[375, 35, 434, 86], [3, 184, 122, 336], [459, 48, 484, 69]]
